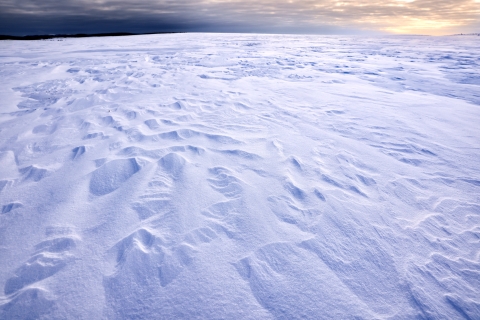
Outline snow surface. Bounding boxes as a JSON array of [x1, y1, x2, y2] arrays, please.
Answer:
[[0, 33, 479, 319]]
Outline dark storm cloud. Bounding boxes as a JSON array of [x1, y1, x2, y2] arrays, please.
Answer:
[[1, 0, 479, 35]]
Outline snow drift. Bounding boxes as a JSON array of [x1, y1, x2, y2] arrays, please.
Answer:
[[0, 33, 479, 319]]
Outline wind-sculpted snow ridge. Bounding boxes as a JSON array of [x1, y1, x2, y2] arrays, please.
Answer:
[[0, 34, 479, 319]]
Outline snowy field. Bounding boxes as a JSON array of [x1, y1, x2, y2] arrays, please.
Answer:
[[0, 33, 479, 319]]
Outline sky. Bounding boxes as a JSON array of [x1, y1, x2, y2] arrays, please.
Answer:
[[0, 0, 479, 36]]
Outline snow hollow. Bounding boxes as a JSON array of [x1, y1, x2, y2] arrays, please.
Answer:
[[0, 33, 479, 319]]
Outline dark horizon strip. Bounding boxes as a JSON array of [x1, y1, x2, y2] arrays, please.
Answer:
[[0, 32, 180, 41]]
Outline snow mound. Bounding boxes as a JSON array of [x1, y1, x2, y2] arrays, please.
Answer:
[[89, 158, 141, 196]]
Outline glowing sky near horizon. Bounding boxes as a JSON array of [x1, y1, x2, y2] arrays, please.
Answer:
[[0, 0, 479, 35]]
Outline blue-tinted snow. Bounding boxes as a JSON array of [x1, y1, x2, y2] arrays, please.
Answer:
[[0, 33, 479, 319]]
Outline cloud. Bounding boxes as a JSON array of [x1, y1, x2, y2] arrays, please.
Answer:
[[1, 0, 479, 35]]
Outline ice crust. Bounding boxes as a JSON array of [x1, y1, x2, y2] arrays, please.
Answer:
[[0, 33, 479, 319]]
